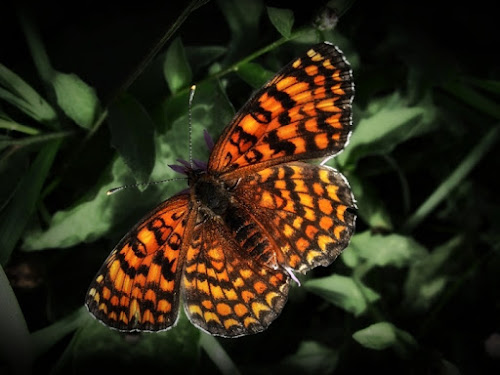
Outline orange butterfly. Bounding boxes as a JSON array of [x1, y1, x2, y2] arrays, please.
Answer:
[[86, 42, 356, 337]]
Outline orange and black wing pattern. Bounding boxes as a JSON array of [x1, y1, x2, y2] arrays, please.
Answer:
[[208, 42, 354, 177], [86, 41, 355, 337], [182, 218, 290, 337], [86, 194, 193, 331], [235, 162, 356, 273]]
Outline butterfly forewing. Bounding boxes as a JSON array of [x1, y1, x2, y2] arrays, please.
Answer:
[[208, 42, 354, 177], [86, 194, 193, 331]]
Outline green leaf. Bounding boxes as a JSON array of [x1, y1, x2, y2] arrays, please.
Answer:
[[186, 45, 227, 75], [108, 93, 156, 184], [219, 0, 264, 36], [53, 310, 200, 374], [21, 157, 159, 251], [403, 236, 462, 312], [0, 63, 56, 125], [0, 264, 33, 374], [281, 341, 339, 375], [304, 274, 380, 316], [0, 116, 40, 135], [267, 7, 294, 38], [19, 11, 54, 86], [236, 62, 274, 88], [31, 306, 89, 358], [352, 322, 417, 351], [347, 173, 393, 231], [164, 37, 192, 94], [52, 71, 101, 129], [0, 148, 28, 209], [217, 0, 264, 63], [443, 79, 500, 120], [346, 230, 427, 268], [0, 140, 60, 264], [337, 92, 437, 169]]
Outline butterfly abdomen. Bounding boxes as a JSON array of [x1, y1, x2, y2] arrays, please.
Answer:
[[223, 204, 276, 267]]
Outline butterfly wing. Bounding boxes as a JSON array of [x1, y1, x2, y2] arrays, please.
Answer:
[[182, 218, 290, 337], [208, 42, 354, 178], [86, 194, 195, 331], [234, 162, 356, 273]]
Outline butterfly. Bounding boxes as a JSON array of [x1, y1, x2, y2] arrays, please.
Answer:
[[85, 41, 356, 337]]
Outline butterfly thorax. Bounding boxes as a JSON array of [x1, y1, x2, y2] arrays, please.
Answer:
[[193, 173, 231, 217]]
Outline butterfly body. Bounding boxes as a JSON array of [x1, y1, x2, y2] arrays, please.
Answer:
[[86, 42, 356, 337], [192, 172, 233, 218]]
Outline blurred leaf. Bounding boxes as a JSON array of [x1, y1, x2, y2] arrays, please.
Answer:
[[186, 45, 227, 75], [352, 322, 417, 351], [21, 157, 159, 251], [52, 311, 200, 375], [325, 0, 357, 18], [236, 62, 274, 88], [304, 274, 380, 316], [281, 341, 339, 375], [218, 0, 263, 36], [0, 115, 40, 135], [0, 149, 28, 210], [108, 93, 156, 184], [52, 71, 101, 130], [339, 246, 359, 268], [443, 79, 500, 120], [0, 140, 60, 264], [464, 77, 500, 94], [0, 63, 56, 125], [439, 359, 462, 375], [19, 11, 54, 87], [217, 0, 264, 63], [346, 230, 428, 269], [0, 130, 72, 150], [0, 264, 33, 375], [164, 37, 192, 94], [403, 236, 462, 312], [347, 173, 393, 230], [267, 7, 294, 38], [31, 306, 89, 358], [337, 92, 437, 169]]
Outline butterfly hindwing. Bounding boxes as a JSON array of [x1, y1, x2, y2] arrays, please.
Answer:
[[208, 42, 354, 177], [234, 162, 356, 273], [182, 219, 290, 337]]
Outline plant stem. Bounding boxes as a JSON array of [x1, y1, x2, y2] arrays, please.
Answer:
[[402, 125, 499, 233]]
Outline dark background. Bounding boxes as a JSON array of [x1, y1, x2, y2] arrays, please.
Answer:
[[1, 0, 499, 374]]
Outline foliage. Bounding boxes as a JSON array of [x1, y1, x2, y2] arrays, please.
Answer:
[[1, 0, 499, 374]]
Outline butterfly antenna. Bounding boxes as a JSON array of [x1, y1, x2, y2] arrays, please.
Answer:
[[106, 177, 186, 195], [188, 84, 196, 168]]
